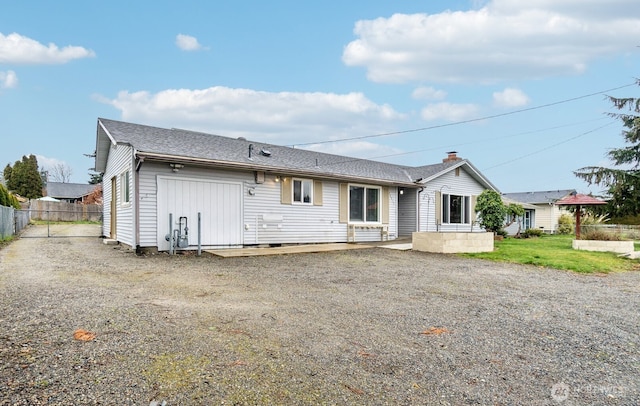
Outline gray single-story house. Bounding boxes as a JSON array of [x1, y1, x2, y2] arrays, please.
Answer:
[[502, 190, 575, 234], [45, 182, 97, 203], [94, 118, 499, 252], [502, 196, 538, 236]]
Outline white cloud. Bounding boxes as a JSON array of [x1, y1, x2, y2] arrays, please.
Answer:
[[0, 70, 18, 88], [342, 0, 640, 83], [0, 32, 95, 64], [36, 155, 66, 171], [412, 86, 447, 100], [101, 86, 405, 146], [305, 140, 404, 160], [493, 87, 530, 108], [420, 102, 480, 122], [175, 34, 206, 51]]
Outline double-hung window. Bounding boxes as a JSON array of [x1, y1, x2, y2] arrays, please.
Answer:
[[442, 193, 470, 224], [293, 178, 312, 204], [349, 185, 380, 223]]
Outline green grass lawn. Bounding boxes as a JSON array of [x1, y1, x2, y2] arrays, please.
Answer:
[[462, 235, 640, 273]]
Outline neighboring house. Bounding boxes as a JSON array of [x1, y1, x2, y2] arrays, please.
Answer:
[[502, 196, 537, 236], [94, 118, 499, 251], [45, 182, 97, 203], [502, 190, 575, 234]]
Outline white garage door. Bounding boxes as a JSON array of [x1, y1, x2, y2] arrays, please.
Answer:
[[157, 177, 243, 250]]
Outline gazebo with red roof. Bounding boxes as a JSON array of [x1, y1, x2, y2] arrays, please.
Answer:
[[555, 193, 607, 238]]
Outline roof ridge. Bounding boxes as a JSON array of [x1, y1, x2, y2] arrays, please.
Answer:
[[97, 118, 492, 187]]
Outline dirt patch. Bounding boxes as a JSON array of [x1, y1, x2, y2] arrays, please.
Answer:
[[1, 224, 639, 404]]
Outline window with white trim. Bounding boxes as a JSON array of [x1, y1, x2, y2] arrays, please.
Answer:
[[120, 170, 130, 204], [442, 193, 470, 224], [349, 185, 380, 223], [292, 178, 312, 204]]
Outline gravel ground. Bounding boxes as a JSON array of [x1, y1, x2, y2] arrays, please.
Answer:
[[1, 224, 639, 405]]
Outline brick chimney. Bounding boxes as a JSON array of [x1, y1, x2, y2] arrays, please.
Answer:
[[443, 151, 462, 163]]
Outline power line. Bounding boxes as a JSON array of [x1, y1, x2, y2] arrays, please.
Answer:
[[309, 117, 616, 170], [297, 117, 614, 171], [290, 82, 635, 148], [482, 121, 617, 171], [289, 118, 614, 174], [359, 116, 610, 161]]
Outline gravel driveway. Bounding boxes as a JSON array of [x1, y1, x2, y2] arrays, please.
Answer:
[[1, 224, 639, 405]]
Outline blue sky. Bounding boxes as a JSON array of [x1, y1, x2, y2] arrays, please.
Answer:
[[1, 0, 638, 193]]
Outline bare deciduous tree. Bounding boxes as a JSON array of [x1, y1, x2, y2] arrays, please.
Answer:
[[49, 163, 73, 183]]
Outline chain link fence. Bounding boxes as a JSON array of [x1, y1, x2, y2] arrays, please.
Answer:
[[0, 205, 30, 239], [1, 201, 103, 239]]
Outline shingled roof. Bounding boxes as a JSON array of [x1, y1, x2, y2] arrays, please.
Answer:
[[95, 118, 498, 190], [502, 189, 576, 204], [46, 182, 96, 199]]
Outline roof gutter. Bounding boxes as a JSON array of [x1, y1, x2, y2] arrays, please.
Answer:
[[135, 151, 421, 188]]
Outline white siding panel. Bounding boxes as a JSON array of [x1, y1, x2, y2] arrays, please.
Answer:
[[533, 205, 571, 233], [138, 167, 158, 247], [245, 178, 398, 244], [102, 172, 111, 238], [102, 143, 134, 246], [244, 176, 347, 244], [139, 164, 399, 247], [418, 167, 486, 233]]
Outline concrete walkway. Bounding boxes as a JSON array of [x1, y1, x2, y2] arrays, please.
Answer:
[[207, 242, 376, 257], [207, 238, 413, 257]]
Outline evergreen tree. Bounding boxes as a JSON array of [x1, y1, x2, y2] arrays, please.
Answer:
[[5, 155, 43, 199], [574, 79, 640, 218], [0, 183, 20, 209], [0, 183, 8, 206], [3, 164, 12, 187], [88, 171, 103, 185]]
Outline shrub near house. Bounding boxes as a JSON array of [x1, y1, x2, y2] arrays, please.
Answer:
[[0, 184, 20, 209], [475, 190, 506, 233]]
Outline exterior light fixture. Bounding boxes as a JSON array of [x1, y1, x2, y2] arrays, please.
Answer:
[[275, 175, 281, 182], [170, 163, 184, 172]]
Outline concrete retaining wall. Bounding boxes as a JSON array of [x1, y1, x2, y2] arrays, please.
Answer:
[[412, 232, 494, 253], [572, 239, 634, 254]]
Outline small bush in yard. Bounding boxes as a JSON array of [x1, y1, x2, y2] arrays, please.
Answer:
[[581, 213, 609, 225], [522, 228, 543, 238], [580, 230, 625, 241], [495, 228, 508, 238], [557, 214, 574, 235]]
